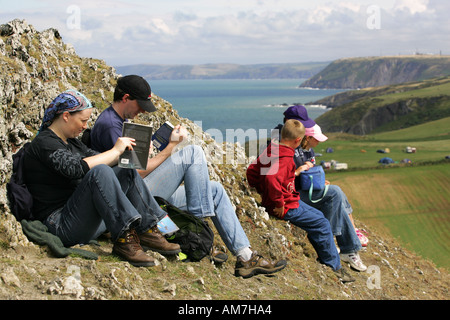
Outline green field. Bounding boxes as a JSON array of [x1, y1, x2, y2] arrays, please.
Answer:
[[316, 117, 450, 169], [319, 117, 450, 269], [327, 164, 450, 270]]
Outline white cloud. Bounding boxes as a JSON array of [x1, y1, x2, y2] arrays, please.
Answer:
[[393, 0, 430, 14], [1, 0, 448, 65]]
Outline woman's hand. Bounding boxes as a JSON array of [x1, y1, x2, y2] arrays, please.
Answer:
[[304, 161, 314, 169], [113, 137, 136, 155], [84, 137, 136, 169], [295, 161, 315, 176]]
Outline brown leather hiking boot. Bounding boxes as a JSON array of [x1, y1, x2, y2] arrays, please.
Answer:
[[235, 251, 287, 278], [210, 247, 228, 264], [112, 229, 155, 267], [139, 226, 181, 255]]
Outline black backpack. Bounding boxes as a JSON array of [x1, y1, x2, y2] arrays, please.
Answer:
[[6, 142, 34, 221], [155, 196, 214, 262]]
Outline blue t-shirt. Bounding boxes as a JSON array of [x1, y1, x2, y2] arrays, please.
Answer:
[[90, 105, 127, 152]]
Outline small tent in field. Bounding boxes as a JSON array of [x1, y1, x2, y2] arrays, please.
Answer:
[[379, 157, 395, 164]]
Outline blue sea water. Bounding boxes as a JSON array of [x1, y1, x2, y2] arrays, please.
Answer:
[[149, 79, 344, 142]]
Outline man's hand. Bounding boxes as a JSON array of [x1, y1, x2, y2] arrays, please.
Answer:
[[169, 124, 188, 145]]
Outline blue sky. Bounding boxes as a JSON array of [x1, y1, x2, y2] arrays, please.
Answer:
[[1, 0, 448, 67]]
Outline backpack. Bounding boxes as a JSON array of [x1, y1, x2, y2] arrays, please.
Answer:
[[155, 196, 214, 262], [6, 142, 34, 221], [80, 128, 91, 147]]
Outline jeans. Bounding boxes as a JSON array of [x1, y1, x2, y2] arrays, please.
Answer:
[[143, 145, 251, 255], [45, 165, 166, 246], [284, 200, 341, 271], [300, 185, 361, 254]]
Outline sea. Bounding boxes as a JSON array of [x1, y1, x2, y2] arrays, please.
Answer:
[[148, 79, 345, 143]]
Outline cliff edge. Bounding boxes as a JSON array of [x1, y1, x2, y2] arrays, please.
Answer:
[[300, 56, 450, 89]]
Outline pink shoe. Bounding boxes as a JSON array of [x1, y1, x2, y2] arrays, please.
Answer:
[[356, 229, 368, 247]]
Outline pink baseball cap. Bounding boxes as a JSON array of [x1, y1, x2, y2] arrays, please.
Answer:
[[305, 124, 328, 142]]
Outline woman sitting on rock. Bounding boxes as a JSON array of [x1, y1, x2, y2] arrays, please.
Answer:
[[23, 90, 180, 267]]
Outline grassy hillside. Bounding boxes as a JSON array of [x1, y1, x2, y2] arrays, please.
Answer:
[[315, 117, 450, 169], [326, 164, 450, 270], [314, 77, 450, 135], [300, 55, 450, 89]]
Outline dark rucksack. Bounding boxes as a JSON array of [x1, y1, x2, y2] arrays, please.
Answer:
[[6, 142, 34, 221], [155, 196, 214, 262], [80, 128, 91, 147]]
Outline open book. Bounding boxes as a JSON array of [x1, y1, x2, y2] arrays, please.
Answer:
[[119, 122, 152, 170], [152, 121, 174, 151]]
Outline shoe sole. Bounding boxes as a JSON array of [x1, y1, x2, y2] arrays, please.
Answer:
[[128, 260, 156, 267], [112, 250, 156, 267], [340, 257, 367, 272], [235, 262, 287, 279], [347, 264, 367, 272], [142, 245, 181, 256], [211, 256, 228, 264]]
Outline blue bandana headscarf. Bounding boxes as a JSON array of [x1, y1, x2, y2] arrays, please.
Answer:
[[38, 90, 92, 133]]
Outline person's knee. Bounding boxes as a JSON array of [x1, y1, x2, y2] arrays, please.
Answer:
[[210, 181, 226, 197], [172, 144, 205, 165], [89, 164, 113, 178], [190, 144, 204, 154], [186, 145, 206, 164]]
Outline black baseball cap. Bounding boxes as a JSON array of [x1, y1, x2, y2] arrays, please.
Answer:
[[117, 75, 156, 112]]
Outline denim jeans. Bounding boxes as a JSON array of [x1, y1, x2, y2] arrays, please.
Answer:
[[45, 165, 166, 246], [284, 200, 341, 271], [299, 185, 362, 254], [143, 145, 251, 255]]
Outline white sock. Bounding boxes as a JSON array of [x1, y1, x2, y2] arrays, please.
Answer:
[[236, 247, 253, 261]]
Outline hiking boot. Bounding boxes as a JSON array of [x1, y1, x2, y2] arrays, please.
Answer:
[[139, 226, 181, 255], [210, 247, 228, 264], [234, 251, 287, 278], [340, 252, 367, 272], [112, 229, 155, 267], [333, 267, 355, 283]]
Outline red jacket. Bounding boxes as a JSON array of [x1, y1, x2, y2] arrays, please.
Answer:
[[246, 141, 299, 218]]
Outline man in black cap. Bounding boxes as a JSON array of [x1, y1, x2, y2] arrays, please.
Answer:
[[90, 75, 287, 278], [90, 75, 156, 152]]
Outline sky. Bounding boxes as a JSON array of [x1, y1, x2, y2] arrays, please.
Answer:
[[1, 0, 448, 67]]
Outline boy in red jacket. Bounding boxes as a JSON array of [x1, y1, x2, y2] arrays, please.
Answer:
[[247, 119, 354, 282]]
